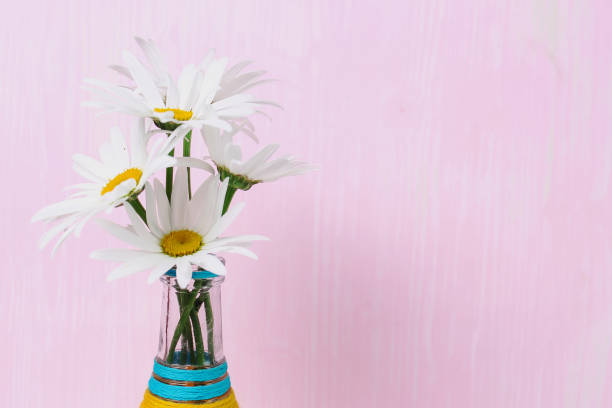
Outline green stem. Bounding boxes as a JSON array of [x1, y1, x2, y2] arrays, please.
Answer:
[[166, 281, 204, 363], [190, 309, 205, 365], [127, 196, 146, 224], [176, 293, 187, 364], [222, 186, 237, 215], [191, 290, 214, 366], [166, 148, 175, 202], [183, 314, 194, 363], [183, 130, 192, 199], [178, 292, 195, 363], [203, 292, 215, 365]]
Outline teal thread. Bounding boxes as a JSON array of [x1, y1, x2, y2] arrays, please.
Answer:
[[148, 375, 231, 401], [165, 269, 219, 279], [153, 360, 228, 382]]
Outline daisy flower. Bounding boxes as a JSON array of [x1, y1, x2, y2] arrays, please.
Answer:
[[91, 168, 267, 288], [32, 119, 187, 253], [201, 126, 314, 191], [85, 38, 267, 132]]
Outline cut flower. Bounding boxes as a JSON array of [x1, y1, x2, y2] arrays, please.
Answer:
[[91, 168, 267, 288], [31, 119, 187, 253], [202, 126, 314, 190], [85, 38, 270, 132]]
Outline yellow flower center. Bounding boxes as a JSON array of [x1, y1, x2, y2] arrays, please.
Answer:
[[100, 168, 143, 196], [154, 108, 193, 121], [160, 230, 203, 257]]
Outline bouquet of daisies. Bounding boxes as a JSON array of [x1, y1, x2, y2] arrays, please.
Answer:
[[33, 38, 312, 363]]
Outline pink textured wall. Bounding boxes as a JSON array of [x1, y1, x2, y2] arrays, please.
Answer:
[[4, 0, 612, 406]]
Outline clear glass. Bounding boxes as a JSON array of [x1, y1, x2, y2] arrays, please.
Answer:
[[156, 269, 225, 367]]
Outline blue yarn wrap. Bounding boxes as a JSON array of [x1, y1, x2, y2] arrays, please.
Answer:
[[148, 376, 231, 401], [149, 360, 231, 401], [165, 269, 219, 279]]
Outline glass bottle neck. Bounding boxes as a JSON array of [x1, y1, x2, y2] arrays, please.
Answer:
[[157, 274, 225, 367]]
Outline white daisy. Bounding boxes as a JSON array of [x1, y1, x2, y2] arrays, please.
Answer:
[[32, 119, 187, 253], [91, 168, 267, 288], [202, 126, 314, 190], [85, 39, 265, 132]]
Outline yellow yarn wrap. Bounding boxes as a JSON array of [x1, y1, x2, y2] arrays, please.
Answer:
[[140, 388, 239, 408]]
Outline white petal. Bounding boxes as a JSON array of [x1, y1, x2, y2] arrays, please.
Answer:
[[212, 245, 258, 259], [191, 175, 221, 234], [162, 126, 190, 156], [123, 51, 164, 107], [196, 57, 228, 106], [98, 138, 116, 167], [91, 248, 153, 261], [175, 258, 192, 288], [147, 258, 178, 283], [205, 234, 269, 247], [84, 78, 152, 115], [145, 182, 163, 237], [32, 196, 98, 222], [192, 254, 227, 276], [204, 202, 245, 242], [50, 221, 82, 256], [214, 106, 256, 118], [211, 93, 255, 110], [217, 71, 268, 100], [228, 79, 275, 98], [141, 156, 176, 184], [201, 117, 232, 132], [130, 118, 147, 166], [107, 253, 169, 281], [154, 179, 171, 232], [170, 167, 188, 229], [241, 144, 279, 175], [109, 127, 130, 169], [254, 161, 314, 182], [37, 214, 80, 249], [72, 206, 101, 237], [134, 37, 168, 82], [72, 154, 109, 180], [109, 64, 133, 79], [73, 161, 106, 184], [175, 157, 214, 174], [125, 203, 156, 244], [166, 74, 179, 107], [177, 64, 201, 110], [96, 219, 158, 251], [223, 60, 253, 80]]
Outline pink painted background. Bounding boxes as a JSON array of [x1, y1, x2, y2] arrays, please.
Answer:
[[3, 0, 612, 406]]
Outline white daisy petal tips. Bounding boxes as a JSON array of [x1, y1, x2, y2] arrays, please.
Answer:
[[92, 170, 267, 288]]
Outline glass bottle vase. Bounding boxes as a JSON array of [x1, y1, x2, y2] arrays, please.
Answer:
[[140, 268, 239, 407]]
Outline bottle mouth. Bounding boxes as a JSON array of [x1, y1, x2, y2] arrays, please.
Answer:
[[164, 269, 220, 280], [163, 256, 226, 281]]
